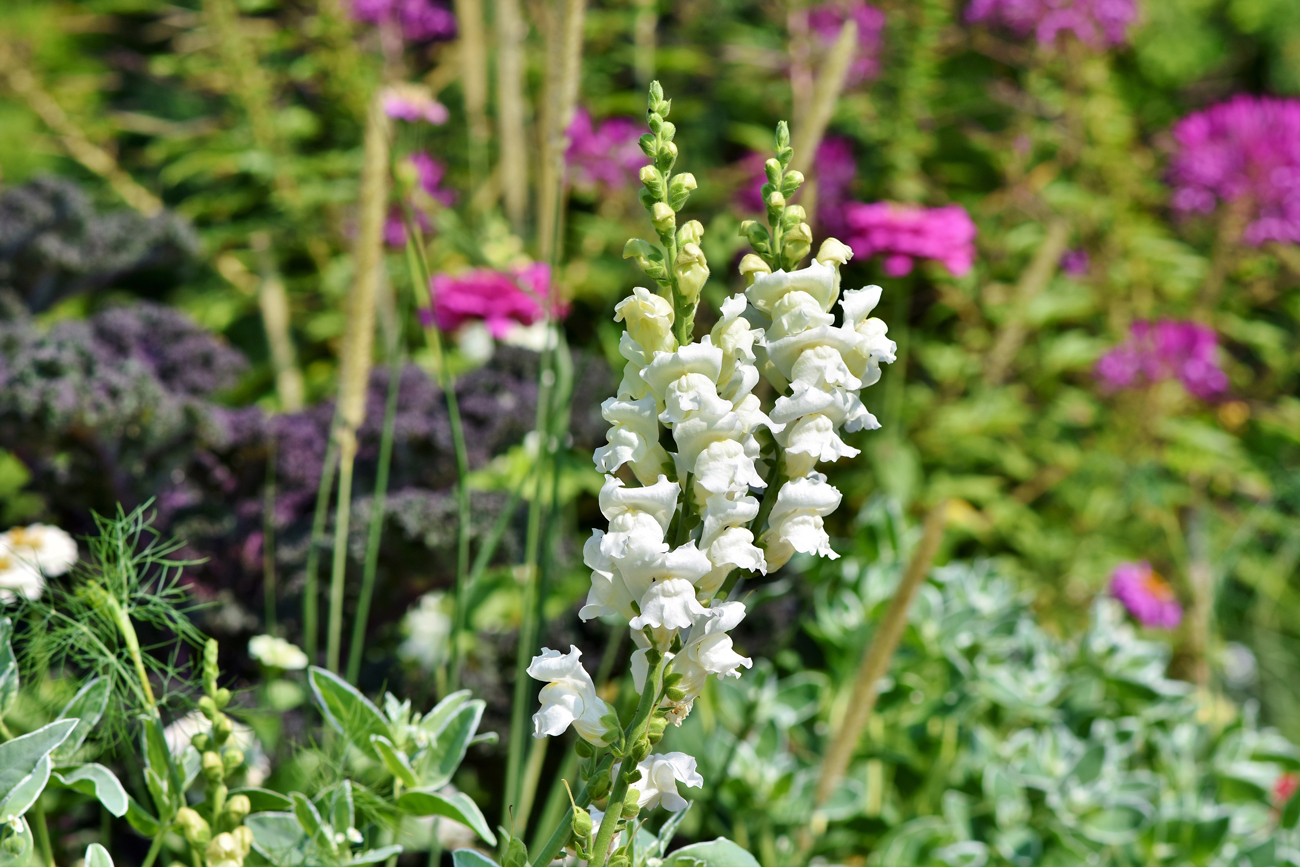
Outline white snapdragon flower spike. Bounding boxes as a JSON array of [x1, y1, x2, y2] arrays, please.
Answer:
[[527, 646, 618, 746], [248, 635, 309, 670], [0, 524, 78, 603], [633, 752, 704, 811]]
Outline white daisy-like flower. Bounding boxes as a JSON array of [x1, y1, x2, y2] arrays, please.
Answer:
[[0, 524, 78, 603], [247, 635, 308, 671]]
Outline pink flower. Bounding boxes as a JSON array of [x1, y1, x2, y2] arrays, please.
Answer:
[[352, 0, 457, 41], [385, 153, 456, 248], [1059, 249, 1090, 276], [1095, 319, 1228, 400], [1110, 562, 1182, 629], [965, 0, 1138, 48], [841, 202, 977, 277], [1168, 95, 1300, 247], [383, 93, 450, 125], [807, 1, 887, 87], [566, 108, 646, 193], [429, 263, 566, 337]]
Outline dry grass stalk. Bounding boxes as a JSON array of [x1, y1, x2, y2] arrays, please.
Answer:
[[984, 217, 1070, 385], [0, 42, 163, 216], [812, 499, 950, 811], [790, 18, 856, 225], [497, 0, 530, 231], [252, 232, 306, 412], [454, 0, 491, 194], [536, 0, 587, 262], [633, 0, 657, 86]]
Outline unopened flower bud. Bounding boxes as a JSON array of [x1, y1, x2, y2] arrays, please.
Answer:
[[766, 190, 786, 210], [674, 243, 709, 302], [621, 797, 641, 819], [764, 158, 782, 184], [214, 687, 232, 709], [647, 715, 668, 744], [575, 739, 594, 759], [191, 732, 211, 752], [651, 202, 675, 233], [177, 807, 212, 846], [198, 695, 218, 720], [222, 748, 245, 774], [225, 794, 251, 823], [783, 170, 805, 190], [783, 204, 807, 224], [202, 750, 225, 782], [572, 805, 593, 840], [738, 253, 772, 286], [503, 836, 529, 867], [676, 219, 704, 247], [665, 685, 688, 702], [206, 831, 247, 867], [816, 237, 853, 267], [214, 714, 235, 744]]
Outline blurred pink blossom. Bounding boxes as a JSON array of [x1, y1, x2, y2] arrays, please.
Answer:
[[734, 137, 858, 234], [841, 202, 977, 277], [965, 0, 1137, 48], [352, 0, 457, 41], [566, 108, 646, 193], [1059, 248, 1090, 276], [1169, 95, 1300, 246], [807, 1, 887, 87], [429, 263, 565, 337], [1095, 319, 1228, 400], [383, 92, 450, 125], [385, 153, 456, 248], [1110, 561, 1182, 629]]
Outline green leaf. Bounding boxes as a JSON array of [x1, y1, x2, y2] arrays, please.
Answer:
[[342, 845, 403, 866], [84, 842, 113, 867], [291, 792, 328, 848], [0, 719, 77, 813], [0, 617, 17, 717], [1076, 802, 1151, 846], [124, 796, 160, 837], [308, 667, 388, 757], [417, 701, 484, 790], [397, 790, 497, 846], [247, 812, 309, 867], [0, 755, 52, 821], [140, 716, 180, 820], [52, 677, 111, 764], [420, 690, 472, 739], [371, 735, 418, 788], [53, 764, 128, 817], [663, 839, 760, 867], [451, 849, 500, 867], [231, 787, 293, 813], [328, 780, 354, 836]]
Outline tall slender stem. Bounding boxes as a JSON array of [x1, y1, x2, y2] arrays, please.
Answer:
[[304, 436, 339, 664], [139, 831, 166, 867], [30, 798, 53, 867], [263, 432, 279, 631], [497, 0, 529, 231], [325, 448, 357, 674]]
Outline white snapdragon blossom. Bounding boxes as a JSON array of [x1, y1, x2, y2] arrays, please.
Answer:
[[760, 473, 843, 569], [633, 752, 704, 811], [629, 602, 753, 724], [528, 646, 618, 746], [248, 635, 309, 670], [0, 524, 78, 603]]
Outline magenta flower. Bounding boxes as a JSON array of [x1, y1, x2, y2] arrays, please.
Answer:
[[565, 108, 646, 193], [383, 92, 450, 125], [385, 153, 456, 248], [734, 137, 859, 234], [1110, 561, 1182, 629], [429, 263, 566, 338], [1095, 319, 1228, 400], [351, 0, 456, 42], [1059, 249, 1090, 276], [965, 0, 1138, 49], [841, 202, 977, 277], [1168, 95, 1300, 247], [807, 1, 887, 87]]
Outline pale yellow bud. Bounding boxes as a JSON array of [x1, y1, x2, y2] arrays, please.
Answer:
[[651, 202, 676, 233], [766, 190, 786, 210], [816, 237, 853, 267], [674, 242, 710, 302], [738, 254, 772, 287]]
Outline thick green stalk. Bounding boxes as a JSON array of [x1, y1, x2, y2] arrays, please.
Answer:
[[588, 650, 669, 867], [346, 346, 402, 685], [93, 584, 157, 712], [304, 436, 339, 663], [139, 832, 165, 867], [325, 452, 357, 673], [530, 756, 608, 867], [30, 798, 53, 867]]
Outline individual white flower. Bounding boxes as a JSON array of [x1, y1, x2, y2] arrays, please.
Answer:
[[664, 602, 753, 723], [634, 752, 704, 811], [744, 257, 840, 318], [0, 524, 77, 603], [615, 287, 676, 357], [782, 413, 860, 479], [629, 577, 708, 632], [528, 646, 617, 746], [398, 592, 452, 672], [593, 396, 671, 485], [698, 527, 766, 598], [598, 474, 680, 535], [760, 474, 843, 569], [248, 635, 309, 671], [840, 285, 897, 387], [709, 294, 762, 402], [501, 320, 558, 352], [693, 440, 765, 497]]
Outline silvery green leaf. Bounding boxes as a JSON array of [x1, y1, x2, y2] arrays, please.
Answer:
[[51, 677, 111, 764], [308, 667, 388, 758], [123, 796, 160, 837], [933, 841, 989, 867], [342, 845, 403, 866], [52, 764, 128, 817], [0, 815, 33, 866], [0, 755, 52, 821], [290, 793, 331, 852], [247, 812, 309, 867], [83, 842, 113, 867], [0, 719, 77, 814], [662, 838, 760, 867], [0, 618, 17, 717], [1075, 799, 1152, 846], [327, 780, 354, 837], [371, 736, 417, 788], [416, 700, 484, 790], [451, 849, 498, 867], [396, 790, 495, 846]]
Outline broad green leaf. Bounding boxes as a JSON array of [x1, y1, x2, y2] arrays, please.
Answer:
[[84, 842, 113, 867], [247, 812, 309, 867], [308, 667, 388, 757], [451, 849, 500, 867], [371, 735, 417, 788], [418, 701, 484, 790], [663, 839, 760, 867], [291, 792, 332, 853], [397, 790, 496, 846], [231, 787, 293, 812], [0, 755, 52, 820], [0, 719, 77, 810], [420, 690, 472, 740], [52, 677, 111, 764], [342, 845, 403, 866], [53, 764, 128, 817], [1076, 802, 1150, 845], [328, 780, 354, 836], [0, 618, 17, 717], [124, 796, 161, 837]]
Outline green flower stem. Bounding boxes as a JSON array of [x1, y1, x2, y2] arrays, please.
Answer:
[[30, 798, 53, 867], [749, 454, 784, 537], [139, 831, 165, 867], [588, 648, 669, 867], [325, 444, 357, 673], [91, 583, 157, 712], [263, 432, 279, 631], [0, 716, 13, 740], [400, 210, 475, 692], [304, 434, 340, 664], [345, 322, 403, 685], [529, 755, 610, 867]]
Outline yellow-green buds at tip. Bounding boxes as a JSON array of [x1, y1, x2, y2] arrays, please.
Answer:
[[816, 237, 853, 267], [674, 243, 709, 303], [651, 202, 676, 234], [766, 190, 786, 211], [739, 253, 771, 286], [620, 797, 641, 819], [202, 750, 225, 782], [177, 807, 212, 846], [225, 794, 252, 824], [222, 748, 245, 775]]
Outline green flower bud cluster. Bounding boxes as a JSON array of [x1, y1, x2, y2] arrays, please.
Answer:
[[739, 121, 812, 272], [180, 640, 254, 867], [623, 81, 709, 346]]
